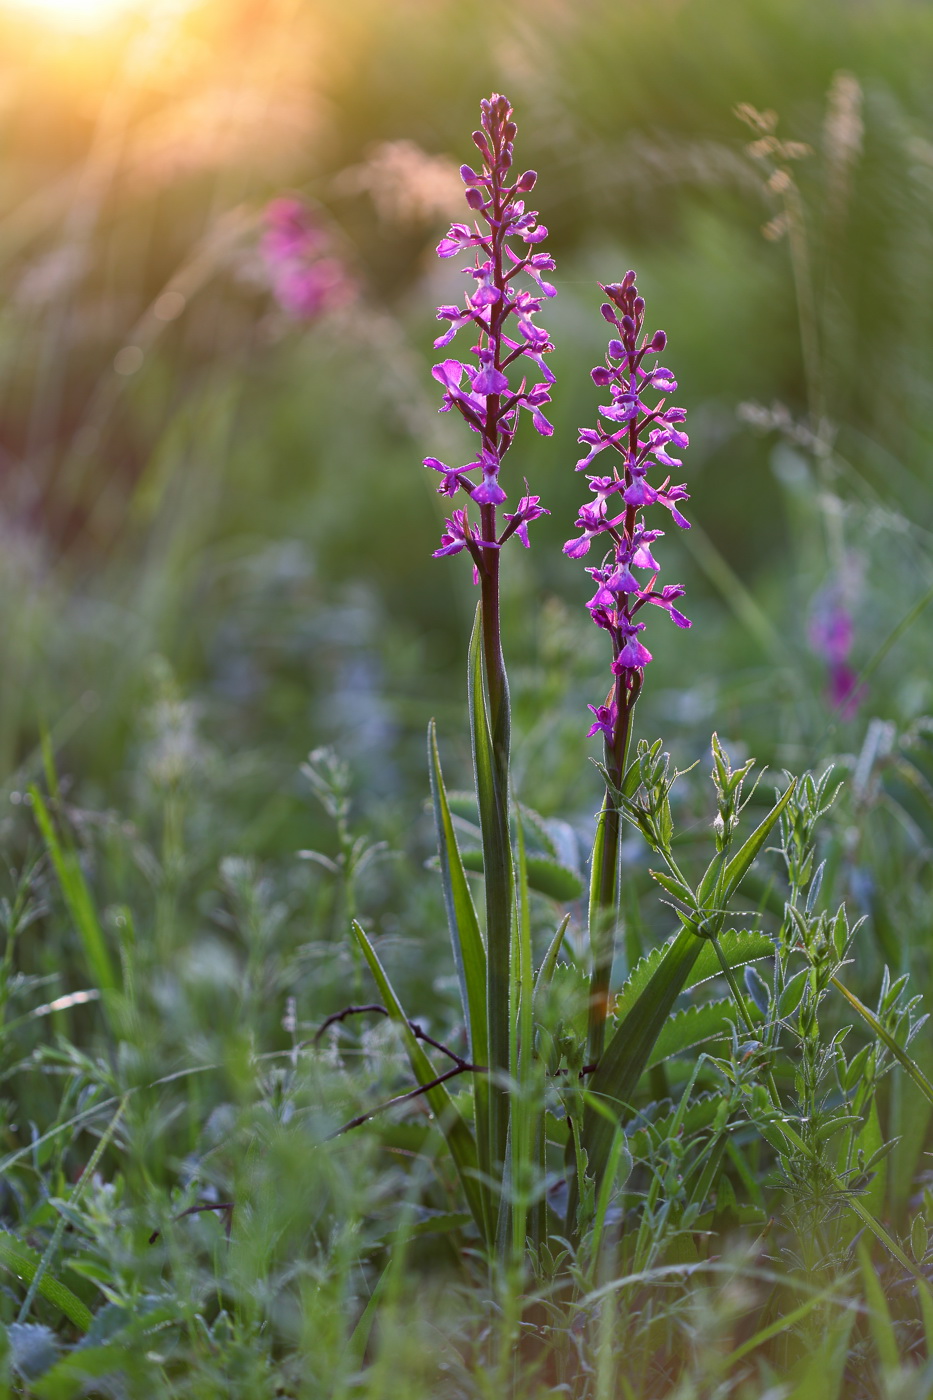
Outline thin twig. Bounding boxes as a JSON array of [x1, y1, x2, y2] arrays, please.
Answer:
[[327, 1062, 485, 1139], [312, 1003, 468, 1066], [148, 1201, 235, 1245]]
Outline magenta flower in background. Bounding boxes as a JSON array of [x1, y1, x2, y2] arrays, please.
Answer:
[[564, 272, 691, 745], [261, 197, 355, 321], [425, 94, 555, 567], [809, 579, 865, 716]]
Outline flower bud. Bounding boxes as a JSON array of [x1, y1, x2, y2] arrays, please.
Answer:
[[472, 130, 492, 160], [516, 169, 537, 191], [460, 164, 480, 184], [633, 296, 645, 317], [465, 187, 485, 210], [649, 330, 667, 352]]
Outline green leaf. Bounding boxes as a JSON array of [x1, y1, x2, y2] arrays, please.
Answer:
[[831, 975, 933, 1109], [29, 784, 118, 997], [428, 722, 487, 1067], [467, 603, 513, 1179], [646, 999, 748, 1070], [458, 849, 582, 901], [721, 777, 797, 901], [611, 928, 774, 1028], [581, 925, 705, 1192], [687, 929, 775, 987], [627, 1090, 727, 1156], [649, 868, 697, 908], [349, 921, 488, 1239], [0, 1233, 92, 1332], [533, 915, 571, 1004], [857, 1237, 900, 1371]]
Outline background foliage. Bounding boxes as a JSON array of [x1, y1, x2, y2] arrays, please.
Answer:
[[2, 0, 933, 1394]]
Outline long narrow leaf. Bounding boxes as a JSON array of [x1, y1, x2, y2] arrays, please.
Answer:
[[468, 603, 512, 1179], [534, 915, 571, 1006], [581, 925, 704, 1191], [349, 921, 488, 1237], [831, 975, 933, 1108], [721, 778, 797, 901], [29, 786, 118, 997], [428, 721, 487, 1065], [0, 1233, 92, 1332]]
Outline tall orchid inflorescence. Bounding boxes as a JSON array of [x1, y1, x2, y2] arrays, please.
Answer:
[[424, 94, 556, 1178], [564, 273, 691, 761], [426, 93, 555, 571], [564, 273, 692, 1062]]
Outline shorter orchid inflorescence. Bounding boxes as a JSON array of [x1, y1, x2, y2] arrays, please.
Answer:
[[425, 94, 555, 573], [563, 273, 691, 749]]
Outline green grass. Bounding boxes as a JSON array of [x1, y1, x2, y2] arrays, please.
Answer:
[[3, 0, 933, 1394]]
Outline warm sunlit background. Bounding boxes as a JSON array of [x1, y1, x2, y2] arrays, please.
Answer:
[[1, 0, 932, 840]]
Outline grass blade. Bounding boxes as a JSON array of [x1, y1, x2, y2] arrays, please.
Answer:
[[29, 784, 118, 998], [349, 920, 488, 1237]]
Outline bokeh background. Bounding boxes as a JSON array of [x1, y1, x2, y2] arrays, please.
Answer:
[[2, 0, 933, 993]]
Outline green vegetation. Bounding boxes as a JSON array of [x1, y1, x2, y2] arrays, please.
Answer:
[[3, 0, 933, 1394]]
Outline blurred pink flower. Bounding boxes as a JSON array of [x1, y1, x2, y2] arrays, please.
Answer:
[[260, 198, 355, 320], [809, 578, 865, 717]]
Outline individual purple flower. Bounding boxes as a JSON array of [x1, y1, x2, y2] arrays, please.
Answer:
[[260, 197, 355, 321], [426, 95, 556, 567], [501, 493, 550, 547], [564, 272, 691, 743], [432, 507, 500, 559]]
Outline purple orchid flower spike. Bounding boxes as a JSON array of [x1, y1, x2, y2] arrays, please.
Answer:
[[568, 272, 693, 1070], [564, 272, 692, 747], [425, 94, 556, 569]]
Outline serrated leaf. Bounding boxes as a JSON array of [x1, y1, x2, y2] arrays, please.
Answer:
[[627, 1090, 729, 1158], [646, 999, 746, 1070], [687, 929, 776, 988], [611, 928, 774, 1028]]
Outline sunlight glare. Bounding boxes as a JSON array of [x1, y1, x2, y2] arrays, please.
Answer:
[[4, 0, 144, 30]]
